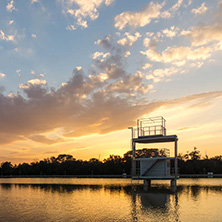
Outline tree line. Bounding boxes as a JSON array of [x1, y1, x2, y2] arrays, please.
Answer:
[[0, 147, 222, 176]]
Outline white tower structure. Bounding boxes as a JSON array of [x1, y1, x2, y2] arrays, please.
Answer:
[[129, 117, 178, 187]]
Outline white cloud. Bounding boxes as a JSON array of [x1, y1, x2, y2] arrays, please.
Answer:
[[160, 10, 171, 18], [92, 51, 110, 60], [191, 3, 208, 15], [31, 34, 37, 38], [0, 73, 6, 78], [146, 67, 180, 82], [105, 0, 114, 5], [28, 79, 47, 85], [19, 79, 47, 89], [124, 51, 130, 57], [170, 0, 183, 12], [66, 25, 76, 31], [89, 72, 109, 82], [141, 46, 212, 63], [183, 24, 222, 47], [76, 17, 88, 28], [142, 63, 152, 70], [0, 30, 15, 42], [146, 32, 154, 37], [30, 0, 39, 4], [162, 26, 179, 38], [6, 0, 17, 12], [117, 32, 141, 46], [114, 1, 164, 30], [60, 0, 114, 29], [143, 38, 151, 48]]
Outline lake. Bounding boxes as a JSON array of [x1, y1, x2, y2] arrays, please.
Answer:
[[0, 178, 222, 221]]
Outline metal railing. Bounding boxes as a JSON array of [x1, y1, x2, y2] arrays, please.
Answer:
[[131, 116, 167, 138]]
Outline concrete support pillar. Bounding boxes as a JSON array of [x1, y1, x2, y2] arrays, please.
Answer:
[[144, 179, 151, 191], [171, 179, 177, 192], [171, 179, 177, 187], [132, 142, 136, 176], [174, 138, 178, 179]]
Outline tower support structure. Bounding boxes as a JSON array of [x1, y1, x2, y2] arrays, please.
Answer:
[[129, 117, 179, 188]]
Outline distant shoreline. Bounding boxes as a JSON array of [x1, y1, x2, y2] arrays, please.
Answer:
[[1, 174, 222, 179]]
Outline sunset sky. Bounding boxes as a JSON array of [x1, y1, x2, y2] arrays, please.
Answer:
[[0, 0, 222, 164]]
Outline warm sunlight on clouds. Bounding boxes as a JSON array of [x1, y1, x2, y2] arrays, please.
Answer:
[[0, 30, 15, 42], [60, 0, 115, 29], [6, 0, 17, 12], [191, 3, 208, 15], [0, 0, 222, 163], [114, 1, 163, 30]]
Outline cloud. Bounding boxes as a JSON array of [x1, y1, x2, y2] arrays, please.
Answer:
[[114, 1, 164, 30], [162, 26, 179, 38], [31, 34, 37, 38], [141, 46, 212, 63], [105, 71, 154, 94], [181, 1, 222, 48], [191, 3, 208, 15], [0, 34, 156, 144], [27, 79, 47, 85], [0, 29, 221, 148], [28, 135, 64, 145], [95, 35, 112, 49], [141, 63, 152, 70], [66, 25, 76, 31], [6, 0, 17, 12], [0, 73, 6, 78], [30, 0, 40, 4], [19, 79, 47, 91], [0, 30, 15, 42], [92, 51, 110, 60], [59, 0, 115, 29], [182, 24, 222, 47], [124, 51, 130, 58], [170, 0, 183, 12], [117, 32, 141, 46], [143, 32, 162, 49], [146, 67, 180, 82], [0, 72, 221, 145]]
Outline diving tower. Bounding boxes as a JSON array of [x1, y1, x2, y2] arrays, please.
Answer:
[[128, 116, 178, 188]]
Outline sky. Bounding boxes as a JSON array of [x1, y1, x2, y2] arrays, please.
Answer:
[[0, 0, 222, 164]]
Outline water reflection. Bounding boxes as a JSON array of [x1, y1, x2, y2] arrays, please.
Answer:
[[1, 182, 222, 197], [130, 186, 179, 222], [1, 179, 222, 222]]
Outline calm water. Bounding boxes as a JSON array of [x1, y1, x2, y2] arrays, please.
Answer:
[[0, 178, 222, 222]]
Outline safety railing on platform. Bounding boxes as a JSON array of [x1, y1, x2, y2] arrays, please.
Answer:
[[131, 116, 167, 139]]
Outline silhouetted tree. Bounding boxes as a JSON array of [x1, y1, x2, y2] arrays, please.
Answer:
[[1, 149, 222, 176]]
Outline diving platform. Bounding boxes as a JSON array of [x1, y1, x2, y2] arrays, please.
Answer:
[[133, 135, 177, 144], [129, 116, 179, 188]]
